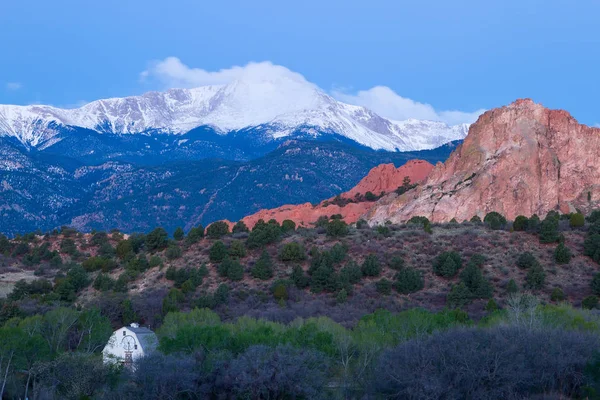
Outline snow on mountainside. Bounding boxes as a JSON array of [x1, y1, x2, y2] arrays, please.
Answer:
[[0, 66, 469, 151]]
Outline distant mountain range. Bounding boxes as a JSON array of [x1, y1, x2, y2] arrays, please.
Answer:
[[0, 66, 467, 154], [0, 70, 469, 235]]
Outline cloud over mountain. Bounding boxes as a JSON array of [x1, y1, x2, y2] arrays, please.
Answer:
[[140, 57, 483, 125]]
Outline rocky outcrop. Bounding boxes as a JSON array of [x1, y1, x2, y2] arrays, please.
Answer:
[[365, 99, 600, 224], [234, 160, 434, 229]]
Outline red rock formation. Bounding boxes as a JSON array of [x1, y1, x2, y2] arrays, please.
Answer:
[[232, 160, 434, 230], [366, 99, 600, 224]]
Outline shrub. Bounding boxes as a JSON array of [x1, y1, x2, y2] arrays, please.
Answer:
[[340, 261, 363, 284], [165, 245, 182, 260], [516, 252, 538, 269], [591, 273, 600, 295], [376, 279, 393, 295], [506, 279, 519, 294], [272, 283, 289, 301], [247, 220, 281, 248], [583, 295, 599, 310], [206, 221, 230, 239], [394, 268, 424, 294], [484, 212, 507, 230], [116, 240, 134, 260], [356, 219, 369, 229], [290, 265, 309, 289], [589, 210, 600, 224], [326, 219, 349, 237], [459, 262, 492, 299], [584, 233, 600, 263], [447, 282, 472, 308], [539, 216, 560, 243], [513, 215, 529, 231], [93, 273, 115, 292], [361, 254, 381, 277], [186, 225, 204, 243], [232, 220, 249, 234], [336, 289, 348, 303], [470, 215, 482, 223], [173, 227, 184, 241], [388, 255, 405, 270], [433, 251, 462, 278], [554, 242, 572, 264], [310, 264, 338, 293], [376, 225, 391, 237], [146, 228, 169, 252], [330, 243, 348, 264], [209, 241, 228, 263], [225, 259, 244, 281], [525, 264, 545, 290], [551, 287, 566, 302], [59, 239, 77, 255], [279, 242, 306, 262], [228, 240, 247, 259], [570, 212, 585, 228], [485, 298, 499, 312], [281, 220, 296, 233], [251, 250, 274, 280]]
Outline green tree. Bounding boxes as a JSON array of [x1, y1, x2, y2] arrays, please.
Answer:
[[281, 219, 296, 233], [375, 279, 392, 295], [539, 215, 560, 243], [225, 259, 244, 281], [251, 250, 274, 280], [186, 225, 204, 243], [485, 298, 499, 312], [146, 228, 169, 252], [551, 287, 566, 302], [516, 252, 538, 269], [162, 289, 184, 315], [584, 233, 600, 263], [507, 279, 519, 294], [361, 254, 381, 277], [279, 242, 306, 262], [232, 220, 250, 233], [247, 220, 282, 248], [388, 255, 405, 270], [459, 262, 493, 299], [229, 240, 247, 259], [121, 300, 137, 325], [447, 282, 472, 308], [394, 267, 424, 294], [340, 261, 363, 284], [570, 212, 585, 227], [583, 295, 599, 310], [554, 242, 572, 264], [470, 215, 482, 223], [173, 227, 185, 241], [591, 273, 600, 295], [165, 245, 182, 260], [115, 239, 134, 260], [209, 241, 228, 263], [206, 221, 230, 239], [433, 251, 462, 278], [290, 265, 309, 289], [513, 215, 529, 231], [326, 219, 349, 237], [525, 264, 546, 290], [484, 211, 507, 230]]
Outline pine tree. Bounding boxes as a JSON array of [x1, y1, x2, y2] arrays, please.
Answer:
[[251, 250, 274, 280]]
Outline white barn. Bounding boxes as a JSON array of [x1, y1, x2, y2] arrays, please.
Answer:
[[102, 323, 158, 365]]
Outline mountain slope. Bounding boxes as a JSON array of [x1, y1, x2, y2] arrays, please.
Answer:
[[365, 99, 600, 224], [0, 66, 468, 152], [0, 140, 457, 235]]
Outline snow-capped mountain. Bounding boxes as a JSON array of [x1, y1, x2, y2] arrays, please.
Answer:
[[0, 66, 468, 151]]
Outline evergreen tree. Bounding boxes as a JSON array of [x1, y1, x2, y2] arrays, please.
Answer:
[[525, 264, 546, 290], [447, 282, 472, 308], [433, 251, 462, 278], [232, 220, 250, 234], [229, 240, 247, 259], [507, 279, 519, 294], [206, 221, 230, 239], [173, 227, 185, 241], [554, 242, 572, 264], [361, 254, 381, 277], [539, 216, 560, 243], [394, 267, 424, 294], [145, 228, 168, 252], [186, 225, 204, 243], [209, 241, 228, 263], [290, 265, 309, 289], [251, 250, 274, 280], [513, 215, 529, 231]]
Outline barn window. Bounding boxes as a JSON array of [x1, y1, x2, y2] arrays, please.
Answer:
[[123, 331, 126, 336], [134, 345, 138, 350]]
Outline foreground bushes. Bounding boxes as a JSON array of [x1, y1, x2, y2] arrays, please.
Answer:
[[374, 326, 598, 399]]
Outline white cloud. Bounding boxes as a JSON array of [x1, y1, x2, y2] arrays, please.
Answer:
[[6, 82, 22, 91], [332, 86, 485, 125], [141, 57, 484, 125]]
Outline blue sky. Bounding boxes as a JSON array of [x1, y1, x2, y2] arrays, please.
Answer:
[[1, 0, 599, 125]]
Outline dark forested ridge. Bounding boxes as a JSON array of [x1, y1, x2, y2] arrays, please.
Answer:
[[0, 138, 457, 236], [3, 209, 600, 398]]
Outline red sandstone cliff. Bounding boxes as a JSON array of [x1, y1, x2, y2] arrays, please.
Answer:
[[231, 159, 434, 229], [365, 99, 600, 224]]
